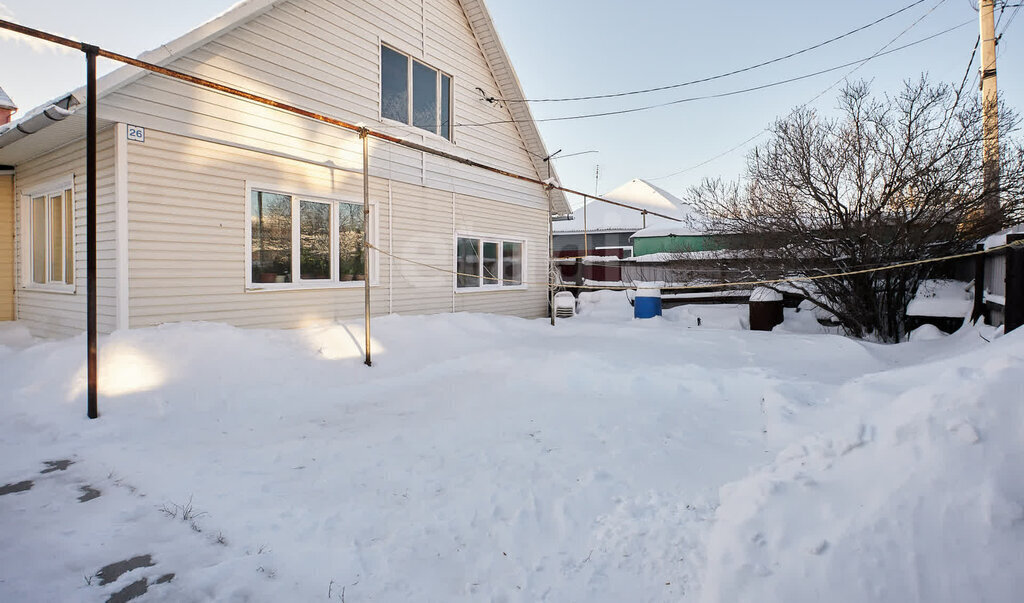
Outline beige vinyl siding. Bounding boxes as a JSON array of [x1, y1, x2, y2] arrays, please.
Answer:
[[388, 180, 455, 315], [0, 174, 13, 321], [13, 128, 118, 337], [453, 194, 548, 317], [128, 129, 548, 327], [127, 129, 393, 329], [98, 0, 548, 211]]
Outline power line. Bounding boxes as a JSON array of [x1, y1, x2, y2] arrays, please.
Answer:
[[367, 239, 1024, 292], [956, 35, 980, 98], [489, 0, 929, 103], [458, 18, 969, 128], [648, 0, 953, 183], [1001, 3, 1023, 32]]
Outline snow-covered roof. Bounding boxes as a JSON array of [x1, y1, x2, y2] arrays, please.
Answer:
[[0, 86, 15, 111], [983, 223, 1024, 249], [906, 279, 972, 318], [553, 178, 700, 234]]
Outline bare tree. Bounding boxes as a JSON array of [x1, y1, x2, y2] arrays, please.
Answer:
[[689, 78, 1024, 342]]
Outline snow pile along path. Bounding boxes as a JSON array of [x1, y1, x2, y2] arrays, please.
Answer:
[[701, 329, 1024, 602]]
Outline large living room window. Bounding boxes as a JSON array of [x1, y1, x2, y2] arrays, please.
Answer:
[[24, 181, 74, 291], [249, 188, 369, 289], [381, 44, 452, 140], [456, 235, 524, 290]]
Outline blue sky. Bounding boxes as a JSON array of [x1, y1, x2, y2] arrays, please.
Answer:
[[1, 0, 1020, 202]]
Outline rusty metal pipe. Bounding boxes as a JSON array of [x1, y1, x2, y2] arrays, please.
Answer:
[[0, 19, 683, 223]]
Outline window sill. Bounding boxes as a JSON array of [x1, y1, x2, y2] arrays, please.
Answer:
[[22, 284, 76, 295], [455, 285, 528, 294], [246, 281, 379, 293], [379, 116, 455, 146]]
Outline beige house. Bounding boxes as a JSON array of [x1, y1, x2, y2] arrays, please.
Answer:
[[0, 0, 568, 338]]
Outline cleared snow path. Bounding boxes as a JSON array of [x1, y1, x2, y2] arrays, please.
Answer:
[[0, 294, 1016, 601]]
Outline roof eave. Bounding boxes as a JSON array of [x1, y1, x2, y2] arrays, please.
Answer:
[[3, 0, 280, 141], [458, 0, 571, 216]]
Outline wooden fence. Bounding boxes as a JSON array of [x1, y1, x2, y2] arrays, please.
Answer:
[[974, 233, 1024, 333]]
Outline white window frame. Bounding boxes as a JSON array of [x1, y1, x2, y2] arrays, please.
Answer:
[[245, 182, 378, 292], [454, 232, 527, 292], [379, 41, 454, 143], [20, 176, 76, 294]]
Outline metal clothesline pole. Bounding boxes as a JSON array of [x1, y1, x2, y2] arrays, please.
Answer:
[[85, 44, 98, 419], [362, 131, 372, 366]]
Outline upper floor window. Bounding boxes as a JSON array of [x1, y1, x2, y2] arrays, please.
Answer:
[[23, 181, 74, 291], [381, 45, 452, 140]]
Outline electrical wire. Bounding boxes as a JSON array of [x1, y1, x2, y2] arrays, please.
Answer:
[[647, 0, 953, 182], [489, 0, 929, 103], [1000, 2, 1023, 33], [458, 17, 969, 128], [956, 35, 981, 97], [368, 240, 1023, 292]]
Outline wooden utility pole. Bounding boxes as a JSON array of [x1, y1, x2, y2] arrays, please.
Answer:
[[980, 0, 1000, 216]]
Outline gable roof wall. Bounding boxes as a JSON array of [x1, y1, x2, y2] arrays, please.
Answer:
[[0, 0, 569, 214], [459, 0, 567, 214]]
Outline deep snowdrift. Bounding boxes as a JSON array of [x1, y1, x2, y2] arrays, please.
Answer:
[[1, 296, 1021, 601], [700, 327, 1024, 602]]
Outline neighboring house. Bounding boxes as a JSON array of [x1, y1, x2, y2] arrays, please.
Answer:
[[553, 178, 695, 258], [552, 178, 697, 282], [0, 86, 16, 125], [629, 224, 726, 257], [0, 0, 569, 338]]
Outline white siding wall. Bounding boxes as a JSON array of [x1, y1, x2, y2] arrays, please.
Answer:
[[127, 129, 547, 327], [453, 193, 548, 316], [13, 128, 118, 337], [99, 0, 549, 212], [128, 129, 388, 328], [389, 180, 457, 315]]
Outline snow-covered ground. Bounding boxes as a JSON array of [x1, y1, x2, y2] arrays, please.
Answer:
[[1, 293, 1021, 602]]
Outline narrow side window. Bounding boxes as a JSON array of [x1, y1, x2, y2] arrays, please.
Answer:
[[31, 195, 45, 284], [502, 241, 522, 286], [457, 237, 480, 288], [440, 74, 452, 140], [381, 46, 409, 123], [251, 191, 293, 284], [412, 60, 438, 134], [338, 202, 365, 281]]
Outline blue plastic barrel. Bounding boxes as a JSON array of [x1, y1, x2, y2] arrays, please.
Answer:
[[634, 287, 662, 318]]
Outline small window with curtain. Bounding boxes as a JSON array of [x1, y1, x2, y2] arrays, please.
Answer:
[[456, 235, 526, 290], [25, 182, 74, 291], [380, 44, 453, 140]]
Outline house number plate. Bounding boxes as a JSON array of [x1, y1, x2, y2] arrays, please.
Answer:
[[127, 125, 145, 142]]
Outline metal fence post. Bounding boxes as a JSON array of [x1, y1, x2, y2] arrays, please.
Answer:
[[972, 243, 986, 323], [1005, 234, 1024, 333]]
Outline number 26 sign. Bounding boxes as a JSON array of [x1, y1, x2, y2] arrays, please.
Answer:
[[127, 125, 145, 142]]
